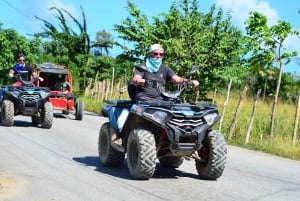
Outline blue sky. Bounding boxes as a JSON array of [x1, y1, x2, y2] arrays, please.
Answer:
[[1, 0, 300, 74]]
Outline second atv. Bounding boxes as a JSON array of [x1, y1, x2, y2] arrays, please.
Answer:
[[0, 73, 53, 128]]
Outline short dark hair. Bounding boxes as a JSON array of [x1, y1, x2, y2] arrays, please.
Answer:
[[17, 53, 25, 60]]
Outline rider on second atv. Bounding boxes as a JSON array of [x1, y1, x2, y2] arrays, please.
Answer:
[[8, 54, 43, 86]]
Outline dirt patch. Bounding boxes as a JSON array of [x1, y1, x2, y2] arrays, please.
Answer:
[[0, 173, 23, 199]]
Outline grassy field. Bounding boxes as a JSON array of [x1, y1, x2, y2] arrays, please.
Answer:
[[213, 92, 300, 161], [80, 92, 300, 161]]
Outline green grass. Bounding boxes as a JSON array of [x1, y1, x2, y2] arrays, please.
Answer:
[[214, 93, 300, 161], [80, 96, 104, 115]]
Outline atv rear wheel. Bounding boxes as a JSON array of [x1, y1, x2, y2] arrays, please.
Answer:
[[75, 100, 83, 120], [1, 100, 14, 126], [159, 156, 184, 168], [196, 130, 227, 180], [98, 122, 125, 167], [40, 102, 53, 129], [127, 129, 156, 180]]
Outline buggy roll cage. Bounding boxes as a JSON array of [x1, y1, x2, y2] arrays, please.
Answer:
[[34, 63, 73, 93]]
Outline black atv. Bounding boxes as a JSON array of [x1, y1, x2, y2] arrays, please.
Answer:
[[98, 66, 227, 180], [0, 73, 53, 128]]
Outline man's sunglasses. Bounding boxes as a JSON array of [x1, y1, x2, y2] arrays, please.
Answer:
[[153, 52, 164, 57], [18, 59, 25, 62]]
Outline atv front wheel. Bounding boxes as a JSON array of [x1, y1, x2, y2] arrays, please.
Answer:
[[31, 115, 40, 125], [75, 100, 83, 120], [196, 130, 227, 180], [40, 102, 53, 129], [98, 122, 125, 167], [159, 156, 184, 168], [1, 100, 14, 126], [127, 129, 156, 180]]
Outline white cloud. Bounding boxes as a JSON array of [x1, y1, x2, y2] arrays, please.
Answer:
[[20, 0, 79, 34], [285, 34, 300, 53], [216, 0, 278, 28], [216, 0, 300, 73]]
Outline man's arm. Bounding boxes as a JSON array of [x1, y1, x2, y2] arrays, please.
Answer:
[[171, 74, 199, 87], [132, 74, 145, 85], [32, 72, 44, 81], [8, 69, 15, 78]]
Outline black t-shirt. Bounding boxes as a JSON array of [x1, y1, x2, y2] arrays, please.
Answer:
[[134, 63, 175, 101], [13, 64, 34, 81]]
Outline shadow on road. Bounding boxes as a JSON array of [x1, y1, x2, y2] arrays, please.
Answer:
[[153, 165, 199, 180], [9, 120, 32, 127], [1, 120, 44, 128], [73, 156, 200, 180], [73, 156, 131, 179]]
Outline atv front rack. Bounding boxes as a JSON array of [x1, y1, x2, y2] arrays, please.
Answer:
[[137, 100, 217, 109], [104, 99, 217, 110]]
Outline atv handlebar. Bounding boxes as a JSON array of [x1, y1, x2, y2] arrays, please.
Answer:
[[13, 73, 43, 87]]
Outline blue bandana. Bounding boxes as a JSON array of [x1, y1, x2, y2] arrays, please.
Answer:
[[14, 63, 23, 73], [146, 58, 162, 73]]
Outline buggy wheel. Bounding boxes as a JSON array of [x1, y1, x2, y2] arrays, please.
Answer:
[[159, 156, 184, 168], [1, 100, 14, 126], [196, 130, 227, 180], [127, 129, 156, 180], [75, 100, 83, 120], [40, 102, 53, 129], [98, 122, 125, 167]]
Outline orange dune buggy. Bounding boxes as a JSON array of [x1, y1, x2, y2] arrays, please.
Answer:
[[35, 63, 83, 120]]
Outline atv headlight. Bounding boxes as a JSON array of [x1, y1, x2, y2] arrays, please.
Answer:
[[39, 91, 49, 99], [11, 91, 20, 98], [144, 110, 169, 124], [203, 113, 219, 127]]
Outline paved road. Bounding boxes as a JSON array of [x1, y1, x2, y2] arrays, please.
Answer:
[[0, 112, 300, 201]]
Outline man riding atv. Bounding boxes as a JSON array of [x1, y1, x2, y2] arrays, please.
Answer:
[[0, 54, 53, 128], [130, 44, 199, 101], [98, 44, 227, 180], [9, 54, 43, 86]]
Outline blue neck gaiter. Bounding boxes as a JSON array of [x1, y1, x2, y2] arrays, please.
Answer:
[[15, 63, 23, 73], [146, 58, 162, 73]]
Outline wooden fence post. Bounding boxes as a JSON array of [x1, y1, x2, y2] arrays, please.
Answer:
[[245, 89, 262, 144], [219, 79, 232, 132], [84, 77, 92, 96], [212, 88, 217, 104], [97, 81, 102, 101], [228, 86, 248, 139], [292, 94, 300, 145], [91, 71, 99, 97]]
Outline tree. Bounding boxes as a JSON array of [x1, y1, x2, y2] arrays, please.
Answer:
[[34, 6, 91, 89], [91, 29, 114, 56], [114, 0, 247, 97], [0, 25, 41, 84], [245, 11, 297, 138]]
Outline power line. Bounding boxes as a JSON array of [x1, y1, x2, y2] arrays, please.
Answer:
[[2, 0, 35, 22], [1, 0, 45, 35]]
